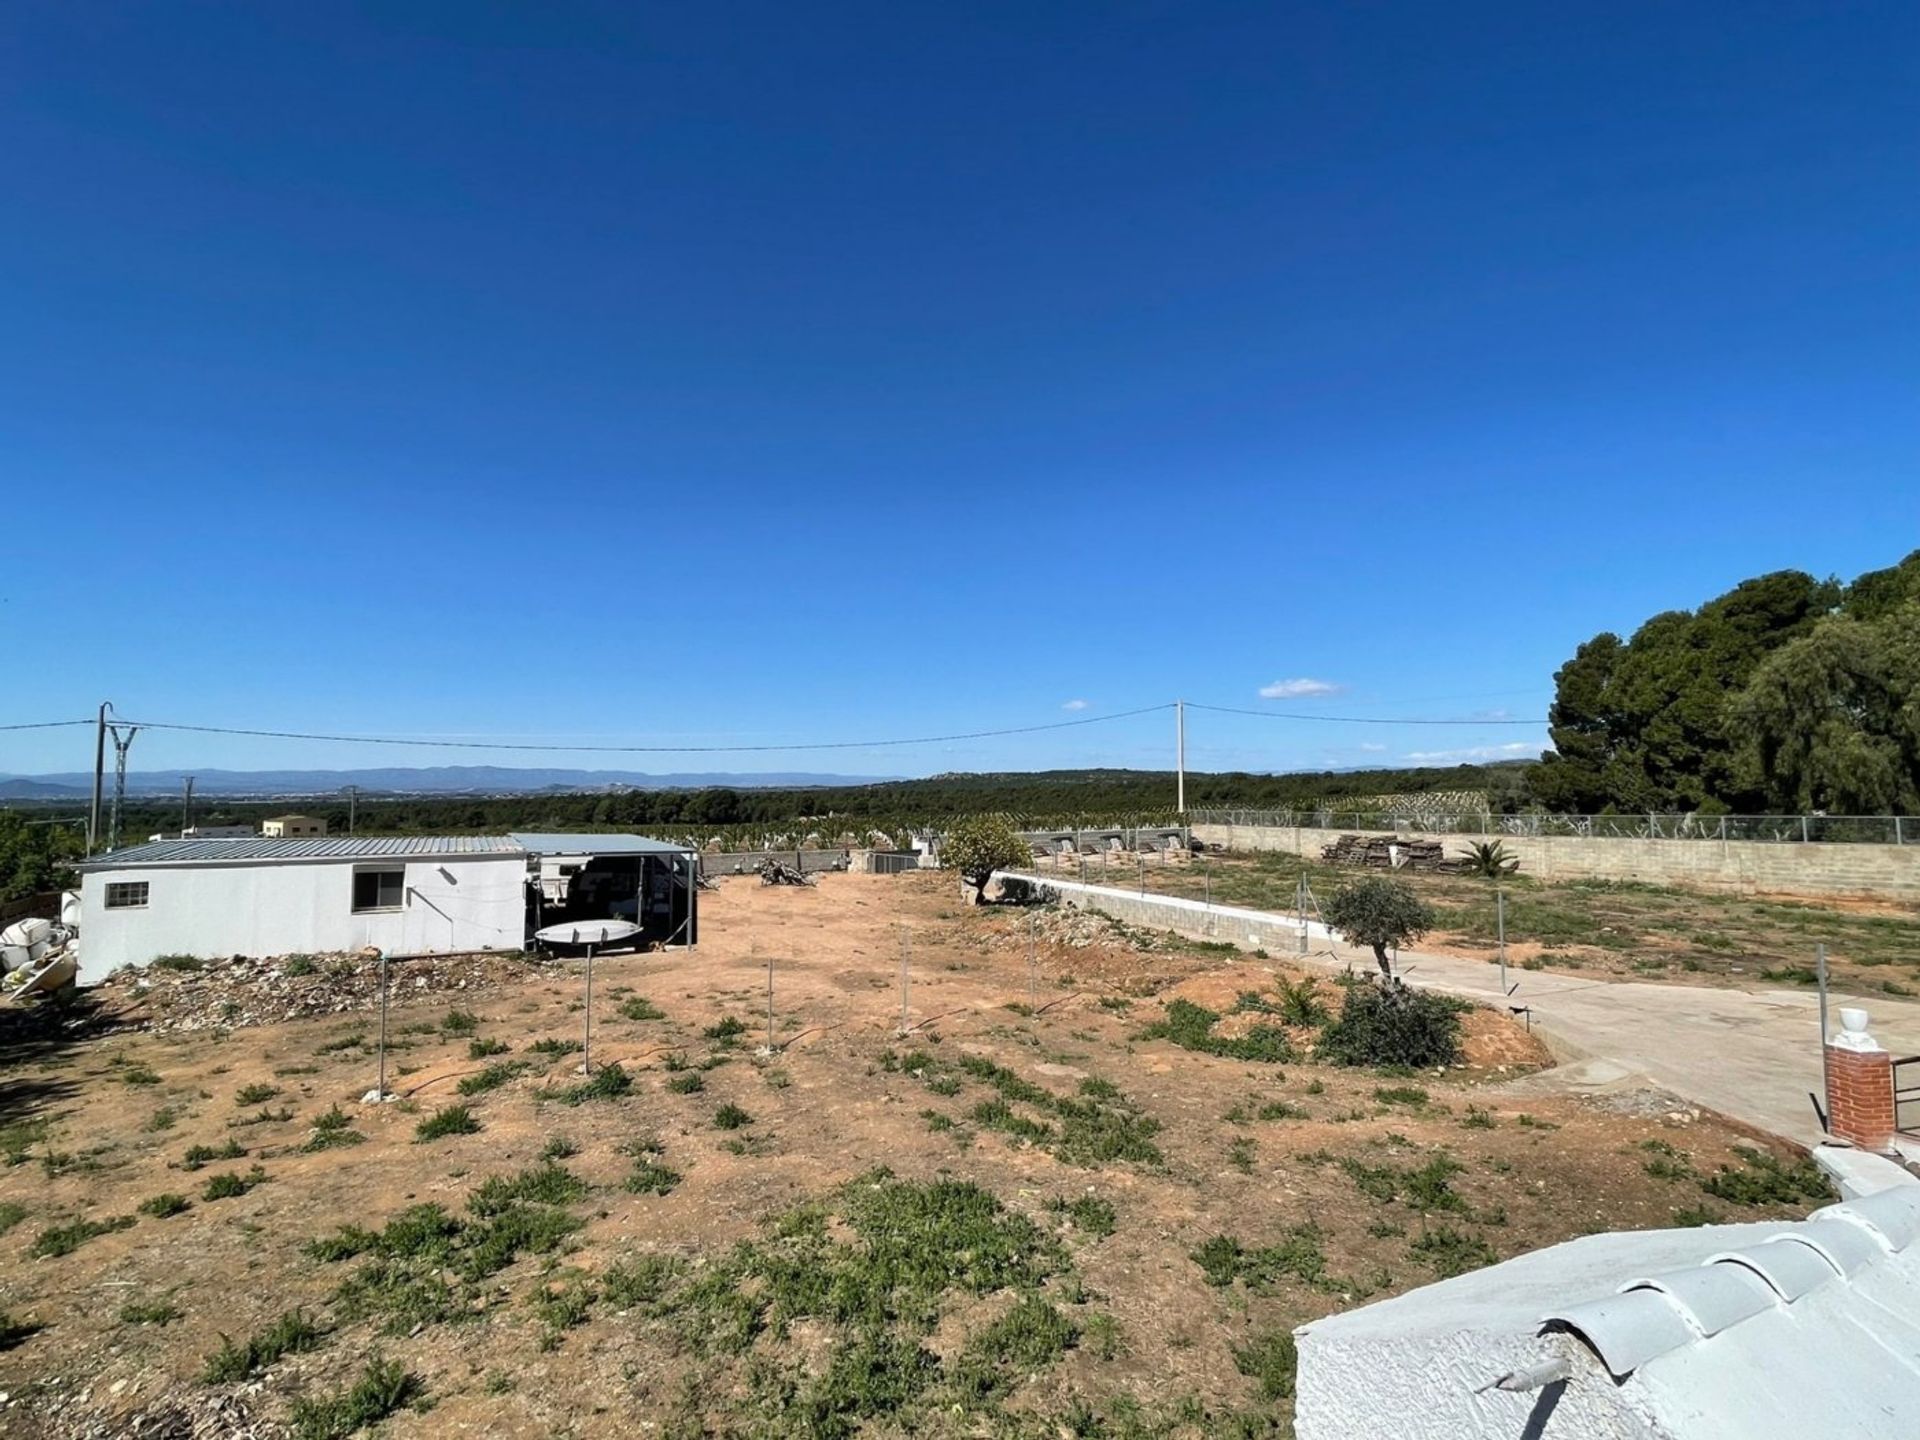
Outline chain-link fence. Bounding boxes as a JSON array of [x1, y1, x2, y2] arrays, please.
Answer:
[[1187, 810, 1914, 845]]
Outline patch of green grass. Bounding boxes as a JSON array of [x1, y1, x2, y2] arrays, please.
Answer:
[[921, 1109, 956, 1133], [1047, 1194, 1118, 1238], [151, 954, 205, 972], [619, 997, 666, 1021], [1516, 1113, 1559, 1130], [284, 954, 319, 976], [1373, 1085, 1430, 1107], [316, 1032, 366, 1054], [1228, 1137, 1256, 1174], [1673, 1204, 1723, 1227], [666, 1071, 705, 1094], [303, 1106, 368, 1152], [714, 1102, 752, 1130], [540, 1135, 579, 1160], [704, 1015, 748, 1047], [119, 1298, 181, 1326], [413, 1104, 482, 1142], [1256, 1100, 1307, 1122], [1233, 1330, 1299, 1400], [202, 1167, 267, 1201], [1759, 965, 1820, 986], [1191, 1227, 1334, 1293], [456, 1061, 529, 1096], [439, 1009, 480, 1036], [529, 1037, 583, 1058], [182, 1138, 246, 1170], [602, 1253, 687, 1309], [1137, 999, 1292, 1063], [1460, 1105, 1496, 1130], [138, 1192, 192, 1219], [1700, 1145, 1835, 1206], [0, 1201, 30, 1236], [467, 1037, 511, 1059], [1409, 1224, 1497, 1277], [234, 1082, 280, 1106], [122, 1064, 163, 1087], [232, 1104, 296, 1127], [290, 1355, 422, 1440], [30, 1214, 136, 1258], [951, 1294, 1078, 1403], [531, 1275, 597, 1348], [145, 1105, 181, 1132], [1341, 1153, 1466, 1212], [624, 1152, 682, 1196], [556, 1062, 633, 1105], [201, 1309, 326, 1383], [1, 1118, 50, 1166]]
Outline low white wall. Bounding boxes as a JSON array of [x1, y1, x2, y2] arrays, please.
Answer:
[[79, 854, 528, 983], [995, 870, 1330, 953]]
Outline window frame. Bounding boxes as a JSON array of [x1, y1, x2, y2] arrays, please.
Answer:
[[350, 866, 407, 914], [104, 881, 150, 910]]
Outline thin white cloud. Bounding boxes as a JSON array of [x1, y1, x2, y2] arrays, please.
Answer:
[[1357, 742, 1387, 753], [1061, 699, 1089, 711], [1403, 741, 1540, 763], [1258, 677, 1342, 700]]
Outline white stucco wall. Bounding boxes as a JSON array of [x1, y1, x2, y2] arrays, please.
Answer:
[[77, 854, 528, 983]]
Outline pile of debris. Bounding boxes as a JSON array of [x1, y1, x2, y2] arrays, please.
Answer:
[[758, 858, 815, 887], [0, 915, 78, 1002], [95, 948, 537, 1035], [1319, 833, 1457, 872]]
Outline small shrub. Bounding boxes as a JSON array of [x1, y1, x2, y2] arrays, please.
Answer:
[[316, 1032, 366, 1054], [541, 1135, 579, 1160], [1138, 999, 1292, 1063], [557, 1062, 633, 1105], [456, 1062, 529, 1096], [146, 1106, 180, 1132], [666, 1072, 705, 1095], [120, 1298, 181, 1326], [284, 954, 319, 976], [1228, 1137, 1257, 1173], [122, 1064, 162, 1087], [234, 1083, 280, 1106], [1273, 977, 1329, 1027], [713, 1103, 752, 1131], [0, 1311, 40, 1349], [182, 1139, 246, 1170], [1700, 1146, 1835, 1206], [201, 1309, 325, 1383], [1046, 1194, 1118, 1238], [468, 1037, 511, 1059], [150, 954, 204, 972], [304, 1106, 367, 1152], [414, 1105, 482, 1143], [0, 1201, 28, 1236], [290, 1355, 421, 1440], [138, 1192, 192, 1219], [30, 1215, 135, 1258], [1460, 1105, 1496, 1130], [624, 1157, 682, 1196], [1409, 1224, 1497, 1277], [1373, 1085, 1430, 1107], [529, 1037, 583, 1058], [202, 1167, 267, 1201], [440, 1009, 481, 1036], [602, 1254, 686, 1309], [619, 997, 666, 1021], [703, 1016, 748, 1045], [1318, 983, 1463, 1069], [1257, 1100, 1307, 1121]]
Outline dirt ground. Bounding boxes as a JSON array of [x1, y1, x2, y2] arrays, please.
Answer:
[[0, 873, 1838, 1439]]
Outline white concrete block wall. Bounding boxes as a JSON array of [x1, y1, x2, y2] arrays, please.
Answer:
[[1190, 823, 1920, 902], [78, 854, 528, 983]]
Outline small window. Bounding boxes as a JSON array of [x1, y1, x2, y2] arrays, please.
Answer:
[[351, 868, 406, 912], [105, 881, 149, 910]]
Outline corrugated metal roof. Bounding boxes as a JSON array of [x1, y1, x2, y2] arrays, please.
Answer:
[[81, 836, 525, 868], [509, 832, 693, 856]]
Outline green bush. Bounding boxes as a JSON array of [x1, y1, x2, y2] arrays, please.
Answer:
[[1318, 983, 1463, 1069]]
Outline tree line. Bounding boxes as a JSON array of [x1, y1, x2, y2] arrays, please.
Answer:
[[1533, 550, 1920, 815]]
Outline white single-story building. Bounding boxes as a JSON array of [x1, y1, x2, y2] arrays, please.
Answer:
[[262, 814, 327, 837], [75, 836, 529, 983]]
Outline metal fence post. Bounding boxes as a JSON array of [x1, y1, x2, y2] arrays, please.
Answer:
[[375, 949, 390, 1100], [583, 943, 595, 1075], [1801, 816, 1810, 843]]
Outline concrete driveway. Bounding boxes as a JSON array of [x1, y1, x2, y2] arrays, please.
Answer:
[[1303, 938, 1920, 1143]]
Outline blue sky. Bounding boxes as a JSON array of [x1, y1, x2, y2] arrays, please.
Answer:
[[4, 2, 1915, 781]]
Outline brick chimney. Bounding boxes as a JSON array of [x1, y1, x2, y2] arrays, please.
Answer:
[[1826, 1006, 1897, 1153]]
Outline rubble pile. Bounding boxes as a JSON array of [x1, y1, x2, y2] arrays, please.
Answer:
[[1319, 833, 1457, 871], [996, 902, 1186, 954], [97, 948, 539, 1034]]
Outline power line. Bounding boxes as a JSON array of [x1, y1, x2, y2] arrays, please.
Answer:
[[118, 703, 1178, 755], [1187, 702, 1543, 726], [0, 719, 95, 732]]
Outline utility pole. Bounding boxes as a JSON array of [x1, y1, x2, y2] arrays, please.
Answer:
[[106, 722, 139, 852], [345, 785, 359, 836], [89, 701, 110, 855], [1175, 699, 1186, 815], [182, 776, 195, 836]]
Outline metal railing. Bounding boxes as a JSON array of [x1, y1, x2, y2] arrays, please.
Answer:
[[1187, 810, 1912, 845], [1894, 1055, 1920, 1136]]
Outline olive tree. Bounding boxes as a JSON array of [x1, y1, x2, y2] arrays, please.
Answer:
[[940, 814, 1032, 905], [1322, 876, 1436, 979]]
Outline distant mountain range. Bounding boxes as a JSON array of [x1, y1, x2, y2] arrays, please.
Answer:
[[0, 766, 896, 799]]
